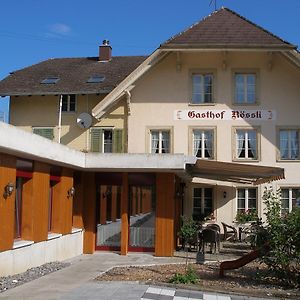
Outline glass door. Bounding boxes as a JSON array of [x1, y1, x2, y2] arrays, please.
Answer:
[[129, 185, 155, 251]]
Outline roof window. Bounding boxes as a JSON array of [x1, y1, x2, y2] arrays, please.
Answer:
[[41, 77, 60, 84], [87, 75, 105, 83]]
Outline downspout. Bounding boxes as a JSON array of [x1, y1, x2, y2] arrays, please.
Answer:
[[124, 89, 131, 153], [58, 95, 63, 143]]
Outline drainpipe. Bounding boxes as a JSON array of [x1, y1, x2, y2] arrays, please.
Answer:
[[58, 95, 63, 143]]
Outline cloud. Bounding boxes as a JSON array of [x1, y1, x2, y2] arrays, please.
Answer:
[[48, 23, 71, 36]]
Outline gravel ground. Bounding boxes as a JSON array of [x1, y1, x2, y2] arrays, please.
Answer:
[[0, 261, 70, 293], [97, 262, 300, 299]]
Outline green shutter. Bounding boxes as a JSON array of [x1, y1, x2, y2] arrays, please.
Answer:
[[33, 128, 54, 140], [113, 129, 124, 153], [90, 128, 103, 152]]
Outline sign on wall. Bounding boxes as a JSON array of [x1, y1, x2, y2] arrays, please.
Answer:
[[174, 110, 276, 121]]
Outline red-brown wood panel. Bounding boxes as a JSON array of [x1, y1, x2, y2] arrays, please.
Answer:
[[72, 172, 84, 229], [0, 154, 16, 251], [32, 162, 50, 242], [82, 172, 96, 254], [155, 173, 175, 257]]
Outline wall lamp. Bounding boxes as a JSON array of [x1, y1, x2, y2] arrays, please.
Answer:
[[223, 191, 227, 199], [4, 182, 15, 199], [67, 187, 75, 198]]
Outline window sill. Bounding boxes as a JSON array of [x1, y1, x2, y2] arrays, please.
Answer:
[[277, 159, 300, 163], [13, 240, 34, 249], [188, 103, 216, 106], [47, 233, 62, 240], [71, 228, 83, 234], [232, 102, 259, 106], [232, 159, 260, 163]]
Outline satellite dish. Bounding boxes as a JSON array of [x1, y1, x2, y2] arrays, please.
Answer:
[[77, 112, 92, 129]]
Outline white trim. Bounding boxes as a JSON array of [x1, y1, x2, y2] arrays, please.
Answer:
[[13, 240, 34, 249], [47, 233, 62, 240], [71, 228, 83, 234], [92, 50, 167, 119]]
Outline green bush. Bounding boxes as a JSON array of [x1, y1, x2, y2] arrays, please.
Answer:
[[169, 266, 199, 284], [254, 188, 300, 288], [235, 209, 259, 223]]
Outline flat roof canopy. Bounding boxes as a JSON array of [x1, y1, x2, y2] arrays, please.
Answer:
[[187, 160, 285, 185]]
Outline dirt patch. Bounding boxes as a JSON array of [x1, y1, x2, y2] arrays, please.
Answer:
[[96, 262, 299, 299]]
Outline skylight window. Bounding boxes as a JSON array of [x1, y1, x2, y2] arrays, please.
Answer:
[[87, 75, 105, 83], [40, 77, 59, 84]]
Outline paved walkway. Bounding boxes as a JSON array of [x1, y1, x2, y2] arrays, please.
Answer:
[[0, 252, 269, 300]]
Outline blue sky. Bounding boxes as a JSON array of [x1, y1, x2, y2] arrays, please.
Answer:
[[0, 0, 299, 120]]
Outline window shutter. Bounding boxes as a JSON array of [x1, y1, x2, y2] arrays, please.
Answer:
[[113, 129, 124, 153], [33, 128, 54, 140], [90, 128, 103, 152]]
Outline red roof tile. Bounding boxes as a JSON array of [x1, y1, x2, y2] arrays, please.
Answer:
[[161, 8, 296, 49]]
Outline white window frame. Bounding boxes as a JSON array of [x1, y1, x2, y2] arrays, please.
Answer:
[[61, 94, 76, 112], [193, 187, 213, 217], [190, 72, 214, 104], [192, 128, 215, 159], [280, 187, 300, 214], [234, 72, 257, 104], [102, 128, 113, 153], [150, 129, 171, 154], [236, 188, 257, 213], [278, 128, 300, 161], [233, 127, 259, 161]]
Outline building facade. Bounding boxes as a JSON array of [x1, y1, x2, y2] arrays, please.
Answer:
[[0, 8, 298, 276]]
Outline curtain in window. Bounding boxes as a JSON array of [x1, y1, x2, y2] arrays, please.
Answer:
[[247, 131, 257, 158], [204, 131, 213, 158], [290, 130, 299, 159], [193, 130, 201, 157], [236, 131, 245, 158], [151, 131, 159, 154], [161, 131, 170, 153], [280, 130, 289, 159]]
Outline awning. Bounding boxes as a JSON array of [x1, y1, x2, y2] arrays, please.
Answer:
[[186, 160, 285, 185]]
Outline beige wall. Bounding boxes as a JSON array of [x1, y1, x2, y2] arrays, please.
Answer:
[[10, 94, 127, 151], [128, 51, 300, 223]]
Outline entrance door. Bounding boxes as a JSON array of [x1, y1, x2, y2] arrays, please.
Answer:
[[96, 185, 121, 250], [128, 186, 155, 252]]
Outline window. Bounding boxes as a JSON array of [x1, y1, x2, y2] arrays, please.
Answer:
[[90, 128, 123, 153], [234, 73, 256, 104], [237, 188, 257, 213], [150, 130, 170, 154], [41, 77, 59, 84], [193, 188, 213, 219], [280, 188, 300, 214], [14, 177, 23, 239], [191, 73, 213, 104], [279, 129, 299, 160], [87, 75, 105, 83], [235, 129, 258, 160], [61, 94, 76, 112], [192, 129, 214, 159], [33, 127, 54, 140]]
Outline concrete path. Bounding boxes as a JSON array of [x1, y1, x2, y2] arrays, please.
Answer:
[[0, 252, 269, 300]]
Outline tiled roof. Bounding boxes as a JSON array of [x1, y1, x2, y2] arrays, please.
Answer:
[[0, 56, 147, 96], [161, 7, 296, 49]]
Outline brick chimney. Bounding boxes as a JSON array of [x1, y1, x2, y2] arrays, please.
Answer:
[[99, 40, 112, 62]]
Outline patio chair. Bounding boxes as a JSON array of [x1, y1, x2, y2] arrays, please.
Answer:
[[206, 223, 221, 232], [201, 228, 220, 253], [221, 222, 237, 241]]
